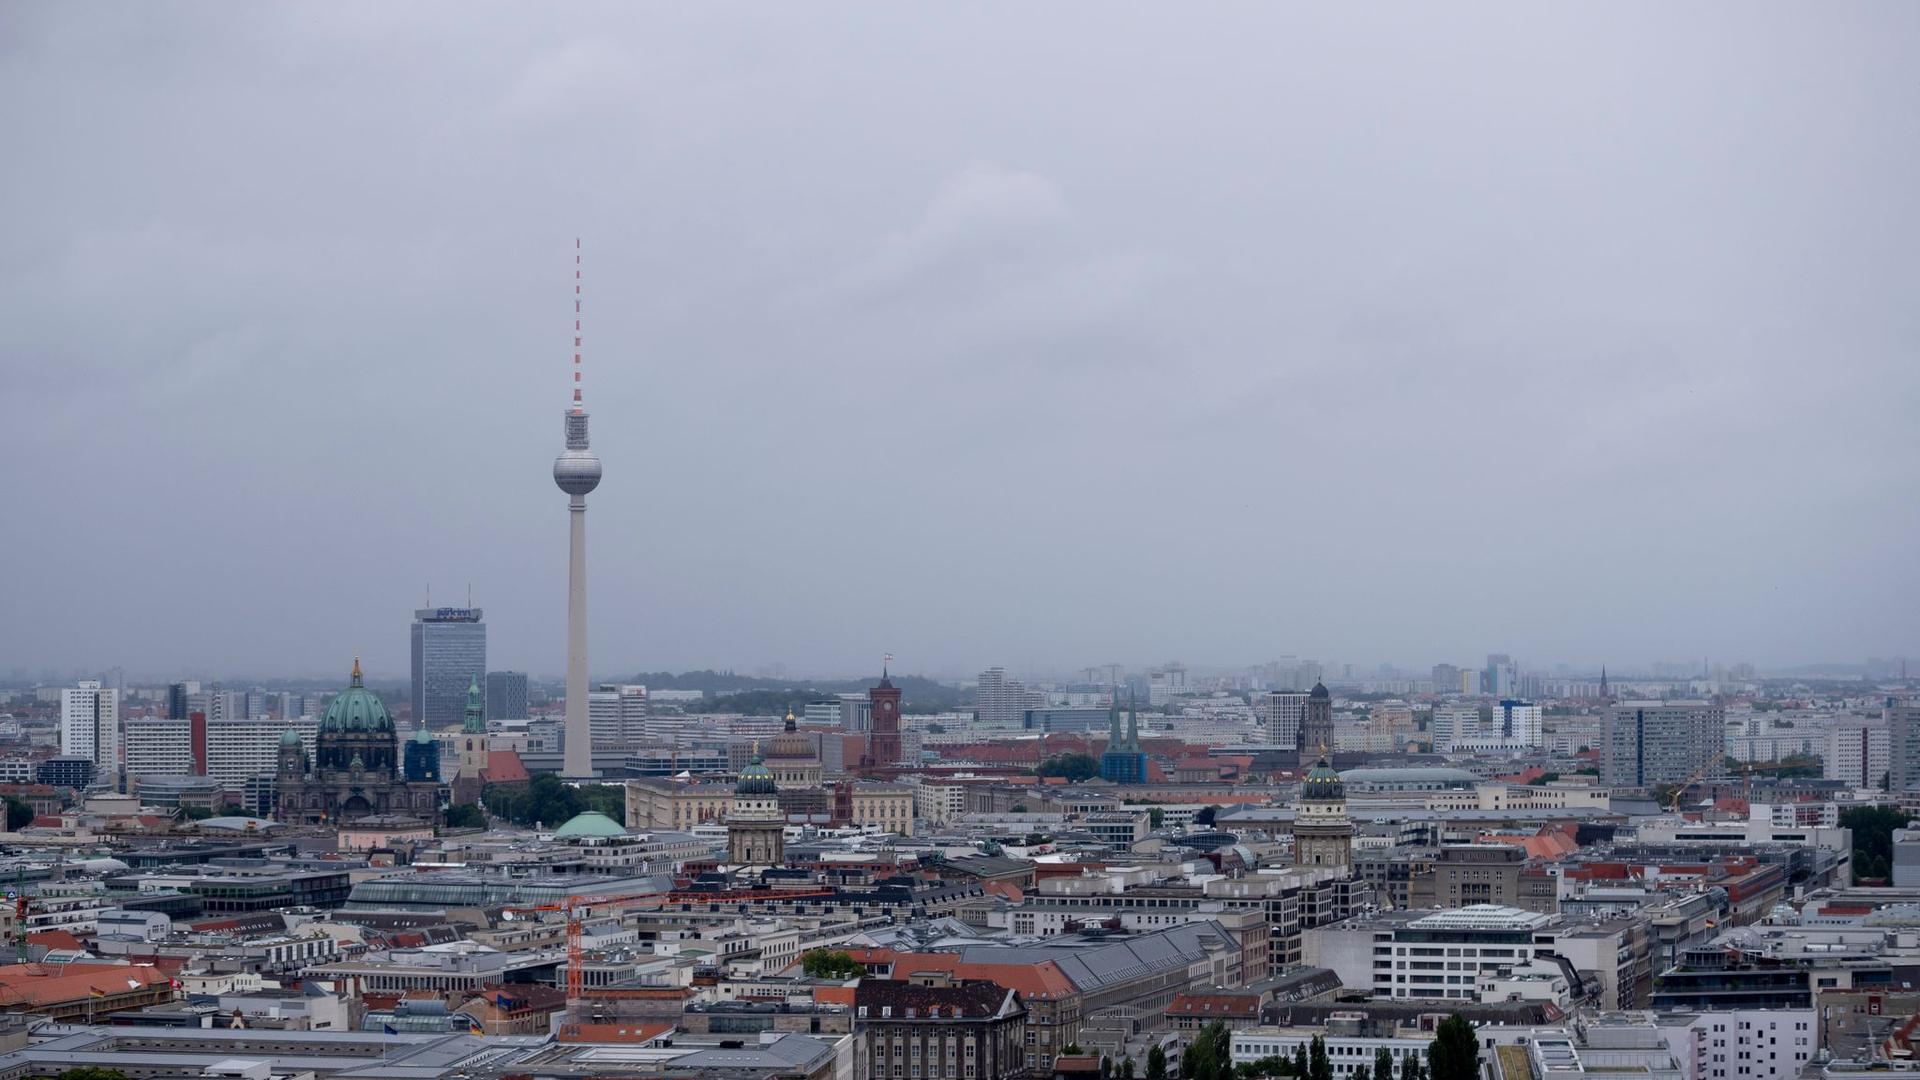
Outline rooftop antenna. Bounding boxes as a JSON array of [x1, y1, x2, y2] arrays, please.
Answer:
[[572, 236, 584, 416]]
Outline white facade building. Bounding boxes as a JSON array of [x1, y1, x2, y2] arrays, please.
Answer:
[[588, 684, 647, 751], [1263, 691, 1307, 749], [1232, 1022, 1427, 1076], [1491, 700, 1544, 746], [124, 715, 192, 783], [1661, 1009, 1818, 1080], [207, 716, 318, 786], [1826, 714, 1890, 789], [1430, 704, 1478, 752], [60, 681, 120, 781]]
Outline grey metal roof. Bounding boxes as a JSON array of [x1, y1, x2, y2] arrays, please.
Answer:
[[950, 920, 1238, 991]]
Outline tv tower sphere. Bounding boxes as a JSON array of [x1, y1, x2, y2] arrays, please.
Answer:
[[553, 446, 601, 496]]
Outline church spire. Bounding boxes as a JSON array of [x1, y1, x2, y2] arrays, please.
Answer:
[[1126, 690, 1139, 750], [463, 675, 486, 734]]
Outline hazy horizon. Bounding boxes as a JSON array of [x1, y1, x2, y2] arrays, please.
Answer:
[[3, 5, 1916, 679]]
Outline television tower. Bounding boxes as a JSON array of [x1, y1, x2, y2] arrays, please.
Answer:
[[554, 238, 601, 779]]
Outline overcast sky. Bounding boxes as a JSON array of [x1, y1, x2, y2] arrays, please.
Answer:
[[2, 4, 1916, 683]]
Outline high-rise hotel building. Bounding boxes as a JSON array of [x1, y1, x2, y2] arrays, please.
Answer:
[[410, 606, 486, 730]]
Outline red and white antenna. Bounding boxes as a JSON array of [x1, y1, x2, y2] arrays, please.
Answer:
[[572, 236, 584, 414]]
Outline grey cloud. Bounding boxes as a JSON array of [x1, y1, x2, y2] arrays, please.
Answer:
[[0, 3, 1915, 681]]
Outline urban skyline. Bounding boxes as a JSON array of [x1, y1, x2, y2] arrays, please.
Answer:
[[2, 7, 1916, 1076]]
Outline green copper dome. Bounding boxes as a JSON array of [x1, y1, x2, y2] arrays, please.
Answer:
[[1301, 756, 1344, 802], [552, 810, 627, 838], [735, 750, 778, 796], [280, 728, 303, 747], [319, 657, 393, 733], [413, 727, 435, 744]]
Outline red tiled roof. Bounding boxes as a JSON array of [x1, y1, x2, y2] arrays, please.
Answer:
[[557, 1021, 673, 1044], [813, 985, 857, 1007], [885, 953, 1076, 1000], [1167, 992, 1260, 1017], [0, 962, 170, 1008], [483, 751, 530, 784], [27, 931, 82, 951]]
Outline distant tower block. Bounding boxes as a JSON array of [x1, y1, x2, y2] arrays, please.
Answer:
[[554, 238, 602, 780]]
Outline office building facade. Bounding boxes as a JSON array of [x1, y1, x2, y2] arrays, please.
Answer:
[[485, 671, 529, 723], [588, 683, 647, 752], [410, 607, 486, 730], [1023, 706, 1109, 733], [1602, 700, 1726, 787], [1887, 701, 1920, 793]]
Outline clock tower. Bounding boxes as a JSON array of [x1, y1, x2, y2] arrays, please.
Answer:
[[865, 666, 903, 772]]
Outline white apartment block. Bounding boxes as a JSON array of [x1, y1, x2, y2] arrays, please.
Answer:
[[588, 684, 647, 751], [1826, 715, 1890, 789], [907, 777, 968, 826], [1490, 700, 1543, 746], [1665, 1009, 1817, 1080], [977, 668, 1043, 724], [207, 716, 318, 785], [124, 716, 193, 782], [1430, 704, 1478, 751], [60, 681, 120, 779], [1263, 691, 1306, 749]]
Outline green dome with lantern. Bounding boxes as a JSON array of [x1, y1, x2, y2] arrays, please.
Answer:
[[735, 749, 778, 796], [319, 656, 394, 733]]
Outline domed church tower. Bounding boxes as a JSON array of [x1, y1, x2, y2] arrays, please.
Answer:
[[276, 657, 444, 825], [727, 746, 785, 870], [1291, 750, 1352, 871]]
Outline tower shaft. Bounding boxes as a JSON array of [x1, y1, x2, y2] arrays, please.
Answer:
[[562, 494, 593, 778]]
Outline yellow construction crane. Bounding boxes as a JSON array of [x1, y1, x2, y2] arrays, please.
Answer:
[[1668, 760, 1721, 815]]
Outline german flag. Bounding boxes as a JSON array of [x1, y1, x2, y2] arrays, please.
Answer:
[[89, 987, 107, 999]]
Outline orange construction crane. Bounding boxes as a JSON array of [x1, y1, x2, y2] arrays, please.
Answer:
[[504, 886, 842, 1012], [503, 890, 669, 1008]]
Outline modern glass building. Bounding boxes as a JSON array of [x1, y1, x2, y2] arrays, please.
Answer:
[[410, 607, 486, 730]]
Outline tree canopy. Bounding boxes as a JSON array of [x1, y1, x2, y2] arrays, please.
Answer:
[[443, 804, 487, 830], [484, 774, 626, 829], [1184, 1022, 1234, 1080], [799, 949, 863, 979], [1427, 1015, 1477, 1080], [1840, 805, 1913, 882], [1035, 752, 1100, 783]]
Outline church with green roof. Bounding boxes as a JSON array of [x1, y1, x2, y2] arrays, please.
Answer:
[[276, 658, 445, 826]]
